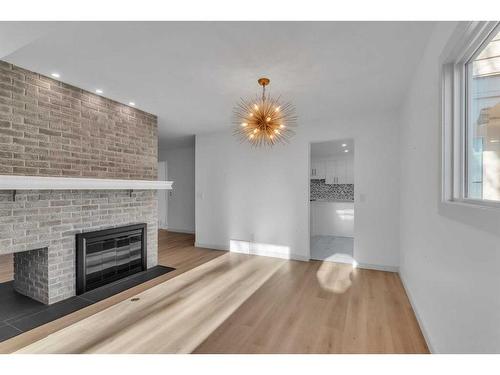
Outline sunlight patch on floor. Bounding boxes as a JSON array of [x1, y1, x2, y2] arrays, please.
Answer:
[[316, 261, 355, 294], [16, 253, 285, 354]]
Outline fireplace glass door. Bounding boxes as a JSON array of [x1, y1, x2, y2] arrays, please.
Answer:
[[76, 224, 147, 294]]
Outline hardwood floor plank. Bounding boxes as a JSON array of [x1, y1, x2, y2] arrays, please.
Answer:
[[1, 230, 428, 354], [16, 253, 285, 353], [0, 253, 13, 283]]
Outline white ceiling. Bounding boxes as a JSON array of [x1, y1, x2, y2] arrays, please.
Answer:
[[311, 139, 355, 159], [0, 21, 435, 148]]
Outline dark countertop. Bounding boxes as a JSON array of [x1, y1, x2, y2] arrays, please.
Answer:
[[310, 199, 354, 203]]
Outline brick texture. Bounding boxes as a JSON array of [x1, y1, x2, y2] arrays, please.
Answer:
[[14, 247, 49, 304], [0, 60, 157, 179], [0, 61, 159, 304]]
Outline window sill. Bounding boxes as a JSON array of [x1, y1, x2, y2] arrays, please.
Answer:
[[441, 198, 500, 211], [438, 199, 500, 237]]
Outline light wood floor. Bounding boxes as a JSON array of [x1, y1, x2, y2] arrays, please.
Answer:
[[195, 260, 427, 353], [1, 231, 428, 354], [0, 253, 13, 283]]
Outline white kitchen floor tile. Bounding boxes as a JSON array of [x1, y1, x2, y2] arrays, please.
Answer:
[[310, 235, 355, 265]]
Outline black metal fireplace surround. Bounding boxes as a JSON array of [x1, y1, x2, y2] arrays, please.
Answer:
[[76, 223, 147, 294]]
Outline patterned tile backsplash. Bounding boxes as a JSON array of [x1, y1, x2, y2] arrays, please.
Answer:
[[310, 179, 354, 201]]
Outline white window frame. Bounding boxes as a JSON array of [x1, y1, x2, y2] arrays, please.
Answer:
[[441, 21, 500, 210]]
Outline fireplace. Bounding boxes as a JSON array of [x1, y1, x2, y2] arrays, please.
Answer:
[[0, 62, 162, 306], [76, 224, 147, 294]]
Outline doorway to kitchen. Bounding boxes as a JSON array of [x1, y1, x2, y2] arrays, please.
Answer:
[[309, 139, 355, 265]]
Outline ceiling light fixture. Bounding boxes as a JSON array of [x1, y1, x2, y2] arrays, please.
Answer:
[[51, 73, 60, 78], [342, 143, 347, 147], [233, 78, 297, 147], [490, 139, 499, 143], [129, 102, 136, 106], [344, 149, 349, 153], [95, 89, 103, 94]]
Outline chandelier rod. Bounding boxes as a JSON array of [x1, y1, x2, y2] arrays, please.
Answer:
[[258, 77, 270, 101]]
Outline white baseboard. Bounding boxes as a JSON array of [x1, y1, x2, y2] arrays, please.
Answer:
[[399, 271, 435, 353], [194, 242, 228, 251], [288, 254, 310, 262], [194, 242, 308, 261], [357, 262, 399, 273], [240, 249, 309, 262], [166, 228, 195, 234]]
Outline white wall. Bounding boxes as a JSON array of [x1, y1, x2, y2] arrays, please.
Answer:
[[399, 22, 500, 353], [158, 146, 195, 233], [158, 161, 168, 229], [196, 111, 400, 268]]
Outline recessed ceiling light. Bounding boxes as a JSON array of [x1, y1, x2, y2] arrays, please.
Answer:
[[95, 89, 103, 94], [129, 102, 135, 106], [342, 143, 347, 147], [490, 139, 499, 143], [51, 73, 60, 78], [344, 149, 349, 153]]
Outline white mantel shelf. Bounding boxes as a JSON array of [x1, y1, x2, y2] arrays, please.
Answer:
[[0, 175, 173, 190]]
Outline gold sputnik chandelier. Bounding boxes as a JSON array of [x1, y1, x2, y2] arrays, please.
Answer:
[[233, 78, 297, 147]]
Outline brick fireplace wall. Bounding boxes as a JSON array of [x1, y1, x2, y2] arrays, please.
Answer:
[[0, 61, 157, 178], [0, 61, 159, 304]]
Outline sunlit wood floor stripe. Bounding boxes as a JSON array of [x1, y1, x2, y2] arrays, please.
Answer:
[[16, 253, 285, 353]]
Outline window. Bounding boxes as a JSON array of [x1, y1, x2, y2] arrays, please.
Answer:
[[466, 27, 500, 202], [442, 22, 500, 208]]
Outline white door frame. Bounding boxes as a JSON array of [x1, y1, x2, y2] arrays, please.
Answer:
[[308, 139, 356, 262]]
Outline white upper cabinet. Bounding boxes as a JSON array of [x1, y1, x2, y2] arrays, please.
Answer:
[[312, 156, 354, 184], [344, 158, 354, 184], [325, 160, 336, 184], [338, 160, 347, 184], [310, 160, 326, 179]]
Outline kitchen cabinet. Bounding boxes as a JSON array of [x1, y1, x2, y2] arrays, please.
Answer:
[[311, 156, 353, 184], [325, 158, 354, 184], [310, 161, 326, 179], [344, 158, 354, 184], [325, 160, 337, 184]]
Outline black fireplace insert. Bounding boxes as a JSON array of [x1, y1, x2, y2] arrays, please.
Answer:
[[76, 223, 147, 294]]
